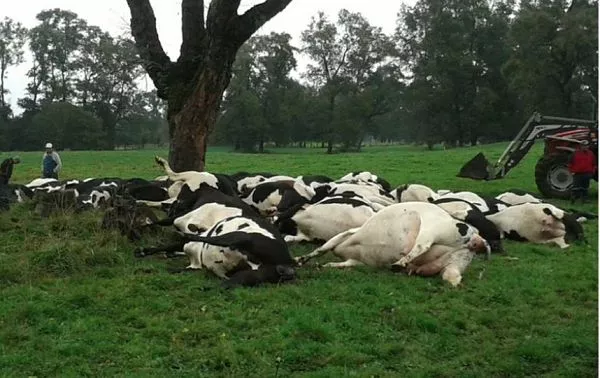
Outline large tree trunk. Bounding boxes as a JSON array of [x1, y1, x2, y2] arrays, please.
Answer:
[[167, 58, 234, 171], [127, 0, 294, 171]]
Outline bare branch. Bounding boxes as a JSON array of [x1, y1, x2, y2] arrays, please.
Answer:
[[180, 0, 205, 60], [126, 0, 172, 95], [234, 0, 293, 44], [332, 43, 351, 79]]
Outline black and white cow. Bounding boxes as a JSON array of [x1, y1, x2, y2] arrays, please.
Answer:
[[431, 197, 503, 252], [325, 183, 396, 206], [154, 156, 237, 196], [437, 191, 510, 215], [25, 178, 59, 189], [391, 184, 440, 203], [337, 171, 392, 192], [297, 175, 334, 185], [275, 194, 379, 244], [240, 180, 316, 217], [135, 214, 296, 288], [485, 203, 571, 248], [148, 183, 260, 234], [295, 202, 490, 286], [119, 178, 170, 202], [495, 189, 542, 206], [76, 186, 116, 210]]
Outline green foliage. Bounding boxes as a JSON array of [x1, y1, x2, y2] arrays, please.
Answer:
[[0, 146, 597, 376], [503, 0, 598, 117], [29, 102, 104, 150], [0, 17, 27, 114], [0, 3, 597, 155]]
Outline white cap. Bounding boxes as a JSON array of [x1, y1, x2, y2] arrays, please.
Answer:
[[45, 143, 53, 149]]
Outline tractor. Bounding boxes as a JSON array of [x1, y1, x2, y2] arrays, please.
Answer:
[[457, 112, 598, 199]]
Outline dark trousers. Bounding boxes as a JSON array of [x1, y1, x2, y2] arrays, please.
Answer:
[[0, 175, 7, 185], [43, 172, 58, 180], [571, 173, 592, 202]]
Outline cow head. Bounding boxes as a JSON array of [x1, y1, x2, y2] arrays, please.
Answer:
[[167, 184, 197, 218], [455, 222, 491, 258]]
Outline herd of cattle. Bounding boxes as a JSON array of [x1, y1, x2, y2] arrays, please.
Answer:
[[1, 155, 595, 288]]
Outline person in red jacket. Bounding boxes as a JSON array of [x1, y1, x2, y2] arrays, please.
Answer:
[[569, 139, 597, 203]]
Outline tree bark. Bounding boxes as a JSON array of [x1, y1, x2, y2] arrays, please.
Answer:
[[127, 0, 293, 171]]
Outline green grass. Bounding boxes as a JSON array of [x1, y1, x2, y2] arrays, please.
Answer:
[[0, 143, 597, 377]]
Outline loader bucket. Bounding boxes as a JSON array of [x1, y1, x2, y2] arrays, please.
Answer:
[[457, 152, 494, 180]]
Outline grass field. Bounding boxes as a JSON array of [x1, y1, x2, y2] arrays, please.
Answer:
[[0, 143, 597, 377]]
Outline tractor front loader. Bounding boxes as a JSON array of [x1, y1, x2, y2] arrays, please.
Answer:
[[457, 112, 598, 199]]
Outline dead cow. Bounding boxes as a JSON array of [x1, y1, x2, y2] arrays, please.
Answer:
[[295, 202, 490, 286], [135, 215, 296, 288], [495, 189, 542, 206], [485, 203, 572, 248], [149, 183, 260, 234], [431, 197, 503, 252], [275, 195, 379, 244], [391, 184, 440, 203], [153, 156, 236, 195]]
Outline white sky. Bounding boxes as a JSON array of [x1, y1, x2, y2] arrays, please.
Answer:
[[2, 0, 415, 113]]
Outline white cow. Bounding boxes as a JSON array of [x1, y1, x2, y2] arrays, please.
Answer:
[[275, 195, 379, 244], [485, 203, 570, 248], [295, 202, 490, 286], [495, 191, 542, 206], [327, 183, 396, 206], [439, 191, 509, 214], [391, 184, 440, 203]]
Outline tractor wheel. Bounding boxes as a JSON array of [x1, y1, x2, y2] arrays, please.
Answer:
[[534, 153, 573, 199]]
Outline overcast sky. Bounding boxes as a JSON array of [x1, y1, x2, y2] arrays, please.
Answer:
[[3, 0, 416, 112]]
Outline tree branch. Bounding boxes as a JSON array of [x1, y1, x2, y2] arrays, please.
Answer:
[[126, 0, 172, 96], [206, 0, 242, 35], [332, 43, 351, 79], [233, 0, 294, 44], [180, 0, 205, 60]]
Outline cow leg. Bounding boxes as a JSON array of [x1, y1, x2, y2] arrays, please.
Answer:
[[135, 242, 186, 258], [392, 238, 433, 268], [284, 232, 311, 244], [322, 259, 364, 268], [149, 217, 175, 226], [136, 200, 166, 208], [544, 237, 569, 249], [295, 228, 359, 266]]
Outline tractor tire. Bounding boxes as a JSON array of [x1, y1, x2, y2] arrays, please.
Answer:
[[535, 153, 573, 199]]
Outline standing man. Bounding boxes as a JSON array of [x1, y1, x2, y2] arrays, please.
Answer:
[[568, 139, 596, 204], [0, 156, 20, 185], [41, 142, 62, 179]]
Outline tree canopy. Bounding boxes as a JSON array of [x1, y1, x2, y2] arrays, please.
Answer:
[[0, 1, 597, 154]]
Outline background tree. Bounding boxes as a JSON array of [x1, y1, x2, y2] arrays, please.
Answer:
[[0, 17, 27, 119], [126, 0, 294, 171], [396, 0, 517, 147], [300, 11, 348, 153], [503, 0, 598, 118], [27, 102, 104, 150]]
